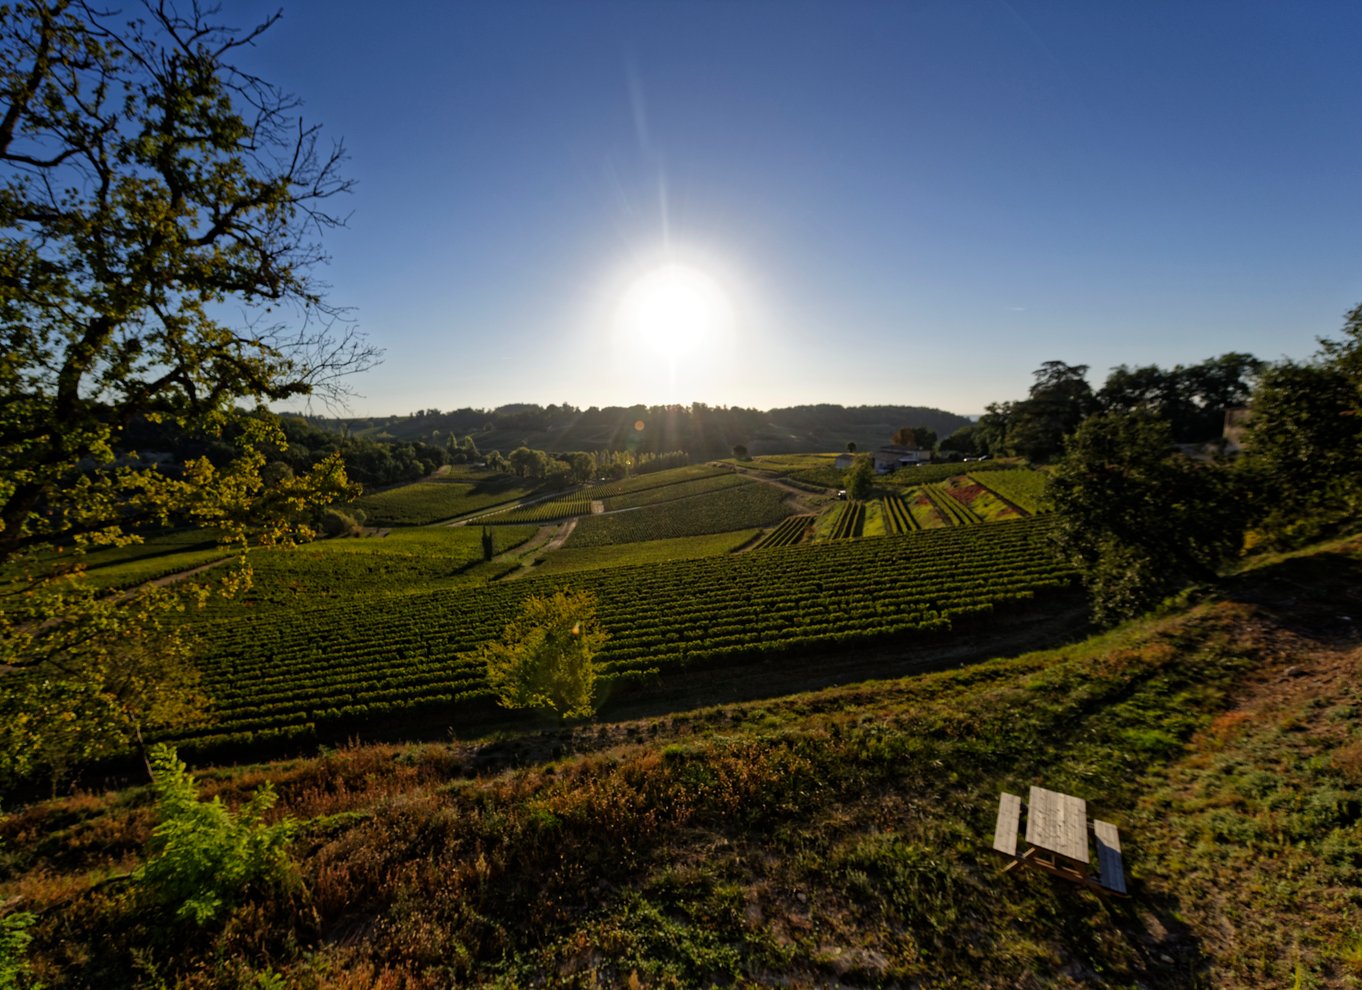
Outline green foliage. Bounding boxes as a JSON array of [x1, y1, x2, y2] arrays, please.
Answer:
[[0, 1, 370, 783], [969, 467, 1047, 514], [168, 518, 1070, 748], [568, 480, 790, 547], [1048, 410, 1245, 624], [843, 454, 874, 500], [319, 508, 363, 538], [999, 361, 1097, 462], [0, 910, 38, 990], [351, 474, 536, 526], [135, 745, 296, 926], [474, 590, 608, 719], [1099, 352, 1261, 441], [1242, 308, 1362, 544]]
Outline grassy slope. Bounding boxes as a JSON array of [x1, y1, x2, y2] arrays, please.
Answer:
[[6, 538, 1361, 988]]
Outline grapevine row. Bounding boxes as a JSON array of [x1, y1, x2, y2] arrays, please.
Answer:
[[752, 515, 812, 550], [922, 484, 982, 525], [167, 518, 1073, 749], [828, 501, 865, 540], [880, 496, 918, 535]]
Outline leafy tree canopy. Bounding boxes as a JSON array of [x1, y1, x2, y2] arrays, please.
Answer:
[[844, 454, 874, 500], [1047, 410, 1245, 625], [474, 589, 608, 720], [1241, 306, 1362, 544], [0, 1, 376, 783]]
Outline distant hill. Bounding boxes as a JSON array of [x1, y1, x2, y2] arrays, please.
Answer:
[[307, 402, 973, 460]]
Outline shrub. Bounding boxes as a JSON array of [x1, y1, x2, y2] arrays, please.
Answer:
[[0, 911, 37, 990], [136, 745, 297, 926]]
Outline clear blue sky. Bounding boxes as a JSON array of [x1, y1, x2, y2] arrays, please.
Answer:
[[235, 0, 1362, 418]]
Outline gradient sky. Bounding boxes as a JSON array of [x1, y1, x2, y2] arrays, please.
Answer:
[[233, 0, 1362, 418]]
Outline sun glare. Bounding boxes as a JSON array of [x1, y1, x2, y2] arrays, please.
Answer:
[[614, 263, 734, 360]]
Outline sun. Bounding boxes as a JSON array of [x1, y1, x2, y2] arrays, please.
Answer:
[[613, 263, 734, 360]]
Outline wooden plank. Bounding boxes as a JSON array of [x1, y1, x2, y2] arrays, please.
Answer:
[[1093, 819, 1127, 894], [1027, 786, 1088, 864], [993, 792, 1022, 857]]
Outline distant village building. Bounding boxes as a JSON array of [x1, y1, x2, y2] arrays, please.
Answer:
[[873, 445, 929, 473]]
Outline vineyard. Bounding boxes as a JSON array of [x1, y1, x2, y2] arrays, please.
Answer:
[[603, 471, 748, 510], [751, 514, 813, 550], [234, 526, 539, 604], [529, 531, 761, 577], [586, 464, 730, 499], [971, 467, 1047, 514], [880, 495, 919, 535], [877, 460, 1009, 487], [163, 517, 1073, 752], [827, 500, 866, 540], [352, 474, 537, 526], [922, 483, 983, 525], [482, 496, 594, 525], [566, 479, 792, 548], [741, 453, 845, 489]]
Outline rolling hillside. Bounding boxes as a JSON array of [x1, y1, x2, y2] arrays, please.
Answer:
[[5, 534, 1359, 987]]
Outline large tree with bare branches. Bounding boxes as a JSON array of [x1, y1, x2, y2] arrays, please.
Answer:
[[0, 1, 378, 782]]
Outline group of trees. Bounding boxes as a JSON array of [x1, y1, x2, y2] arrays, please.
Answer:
[[1047, 319, 1361, 623], [952, 354, 1262, 463], [326, 402, 973, 462], [496, 446, 688, 485]]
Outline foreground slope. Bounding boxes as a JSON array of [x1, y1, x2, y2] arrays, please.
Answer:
[[5, 536, 1360, 988]]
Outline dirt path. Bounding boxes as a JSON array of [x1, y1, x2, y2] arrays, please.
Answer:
[[492, 518, 578, 581], [730, 466, 829, 514], [146, 556, 235, 588]]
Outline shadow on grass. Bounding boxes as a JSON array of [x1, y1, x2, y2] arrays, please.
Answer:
[[1220, 547, 1362, 646]]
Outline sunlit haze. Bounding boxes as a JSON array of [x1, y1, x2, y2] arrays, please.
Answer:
[[233, 0, 1362, 418]]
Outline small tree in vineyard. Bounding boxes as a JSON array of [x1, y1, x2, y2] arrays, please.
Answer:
[[474, 589, 608, 720]]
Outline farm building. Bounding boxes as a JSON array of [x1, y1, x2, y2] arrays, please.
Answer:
[[835, 445, 931, 473], [873, 444, 930, 473]]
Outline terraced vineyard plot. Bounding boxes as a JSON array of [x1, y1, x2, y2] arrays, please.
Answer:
[[881, 496, 918, 535], [604, 472, 747, 510], [530, 531, 758, 576], [744, 454, 844, 489], [879, 461, 1007, 487], [923, 483, 982, 525], [485, 497, 593, 524], [353, 474, 538, 526], [937, 477, 1019, 522], [586, 465, 728, 499], [231, 527, 538, 604], [827, 501, 865, 539], [173, 518, 1073, 750], [752, 515, 813, 550], [972, 468, 1047, 515], [568, 480, 790, 547], [901, 488, 950, 529]]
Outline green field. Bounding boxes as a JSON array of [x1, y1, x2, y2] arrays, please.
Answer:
[[166, 517, 1071, 750], [235, 526, 538, 603], [972, 467, 1048, 514], [351, 472, 539, 525], [526, 530, 760, 576], [567, 479, 792, 547]]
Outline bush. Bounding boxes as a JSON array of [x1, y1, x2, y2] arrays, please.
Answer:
[[473, 589, 608, 720], [0, 911, 37, 990], [135, 745, 297, 926]]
